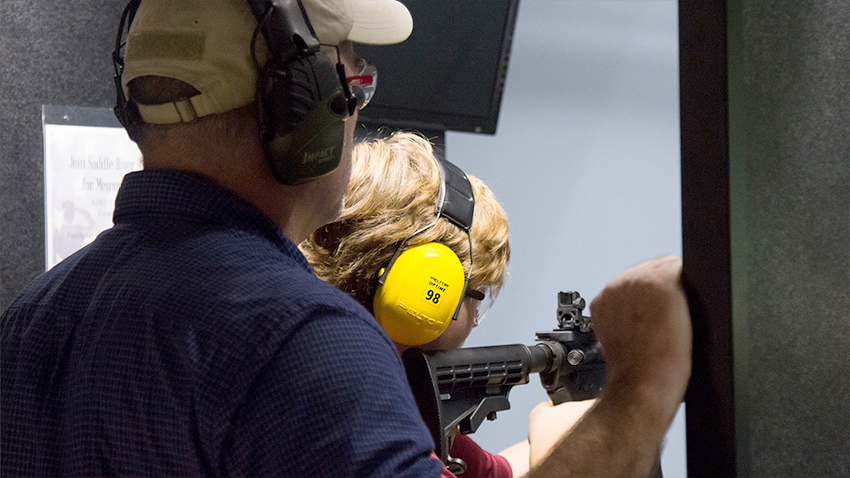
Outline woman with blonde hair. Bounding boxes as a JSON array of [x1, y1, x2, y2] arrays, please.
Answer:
[[301, 131, 523, 474], [302, 131, 510, 354]]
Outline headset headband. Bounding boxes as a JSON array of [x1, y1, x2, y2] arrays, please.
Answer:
[[433, 157, 475, 292], [435, 158, 475, 232], [378, 156, 475, 319], [379, 156, 475, 283], [249, 0, 319, 60]]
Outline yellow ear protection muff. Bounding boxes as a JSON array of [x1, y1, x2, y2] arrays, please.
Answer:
[[373, 157, 475, 346]]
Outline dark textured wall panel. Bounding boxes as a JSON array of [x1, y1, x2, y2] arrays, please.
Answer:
[[682, 0, 848, 475], [0, 1, 125, 308], [728, 0, 849, 476]]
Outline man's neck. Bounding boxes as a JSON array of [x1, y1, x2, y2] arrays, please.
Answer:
[[141, 136, 319, 245]]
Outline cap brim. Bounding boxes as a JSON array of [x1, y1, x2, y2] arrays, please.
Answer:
[[346, 0, 413, 45]]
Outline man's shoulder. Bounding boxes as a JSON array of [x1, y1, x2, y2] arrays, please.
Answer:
[[157, 229, 382, 340]]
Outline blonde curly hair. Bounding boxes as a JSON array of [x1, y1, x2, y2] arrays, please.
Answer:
[[300, 131, 510, 312]]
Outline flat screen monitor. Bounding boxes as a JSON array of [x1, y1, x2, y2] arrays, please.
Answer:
[[355, 0, 519, 135]]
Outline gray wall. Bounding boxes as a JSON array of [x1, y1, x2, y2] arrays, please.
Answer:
[[446, 1, 686, 476], [1, 1, 126, 307]]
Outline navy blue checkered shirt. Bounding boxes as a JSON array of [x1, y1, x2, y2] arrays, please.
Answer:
[[1, 170, 442, 477]]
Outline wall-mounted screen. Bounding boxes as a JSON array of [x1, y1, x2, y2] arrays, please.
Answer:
[[355, 0, 519, 134]]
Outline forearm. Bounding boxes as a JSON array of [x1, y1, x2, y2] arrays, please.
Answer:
[[529, 376, 684, 478], [525, 256, 691, 478], [498, 440, 530, 478]]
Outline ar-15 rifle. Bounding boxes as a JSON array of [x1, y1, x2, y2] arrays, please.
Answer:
[[402, 291, 605, 474]]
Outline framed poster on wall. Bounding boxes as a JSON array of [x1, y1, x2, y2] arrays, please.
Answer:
[[42, 105, 142, 270]]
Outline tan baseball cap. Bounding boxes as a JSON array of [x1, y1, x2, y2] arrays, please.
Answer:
[[121, 0, 412, 124]]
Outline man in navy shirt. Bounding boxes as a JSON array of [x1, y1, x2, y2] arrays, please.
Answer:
[[2, 0, 692, 477], [2, 1, 438, 476]]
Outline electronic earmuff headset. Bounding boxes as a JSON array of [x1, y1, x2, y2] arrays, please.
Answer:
[[248, 0, 357, 184], [372, 157, 476, 346], [112, 0, 356, 184]]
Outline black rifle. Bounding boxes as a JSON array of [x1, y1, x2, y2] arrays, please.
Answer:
[[402, 291, 604, 474]]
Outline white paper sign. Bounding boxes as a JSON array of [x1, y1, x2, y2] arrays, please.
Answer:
[[43, 107, 142, 270]]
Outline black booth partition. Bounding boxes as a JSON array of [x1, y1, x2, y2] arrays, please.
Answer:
[[680, 1, 849, 476]]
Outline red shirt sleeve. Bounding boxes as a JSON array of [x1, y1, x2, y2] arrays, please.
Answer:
[[447, 433, 513, 478]]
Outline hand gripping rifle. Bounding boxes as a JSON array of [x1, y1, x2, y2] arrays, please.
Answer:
[[402, 291, 605, 474]]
